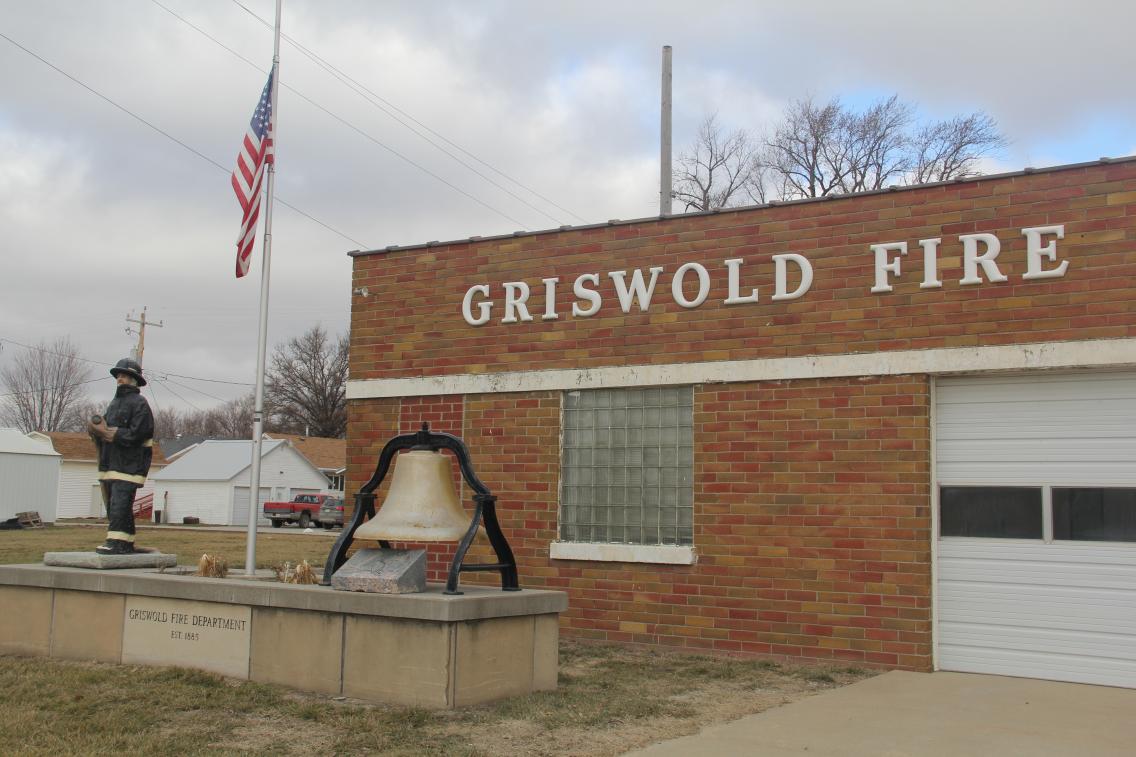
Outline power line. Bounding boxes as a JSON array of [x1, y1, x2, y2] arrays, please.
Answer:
[[0, 376, 103, 399], [147, 0, 530, 230], [160, 374, 234, 403], [0, 30, 369, 249], [149, 376, 204, 413], [0, 337, 254, 388], [227, 0, 588, 225]]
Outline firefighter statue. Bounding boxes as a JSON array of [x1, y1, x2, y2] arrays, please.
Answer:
[[87, 358, 155, 555]]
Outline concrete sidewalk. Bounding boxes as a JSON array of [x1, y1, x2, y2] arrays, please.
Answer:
[[624, 670, 1136, 756]]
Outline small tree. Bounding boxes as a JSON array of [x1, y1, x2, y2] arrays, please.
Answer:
[[672, 114, 765, 212], [911, 112, 1009, 184], [0, 338, 91, 433], [266, 325, 348, 438]]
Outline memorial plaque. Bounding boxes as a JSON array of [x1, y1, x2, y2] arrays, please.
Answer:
[[122, 597, 251, 678]]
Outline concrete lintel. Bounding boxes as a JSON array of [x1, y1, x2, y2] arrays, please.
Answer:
[[0, 565, 567, 622], [346, 338, 1136, 399]]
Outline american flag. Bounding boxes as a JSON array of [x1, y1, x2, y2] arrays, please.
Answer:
[[231, 70, 275, 278]]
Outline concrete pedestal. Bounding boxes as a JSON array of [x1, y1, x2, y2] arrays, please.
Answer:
[[0, 564, 566, 708], [43, 551, 177, 570]]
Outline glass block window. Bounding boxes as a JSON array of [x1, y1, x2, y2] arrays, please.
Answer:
[[560, 387, 693, 545]]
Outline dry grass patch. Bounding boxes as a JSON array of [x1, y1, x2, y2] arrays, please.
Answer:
[[0, 641, 875, 756], [0, 525, 332, 569]]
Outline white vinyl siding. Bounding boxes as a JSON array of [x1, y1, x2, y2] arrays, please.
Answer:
[[935, 371, 1136, 688], [56, 461, 100, 518], [0, 450, 60, 522], [156, 481, 232, 524]]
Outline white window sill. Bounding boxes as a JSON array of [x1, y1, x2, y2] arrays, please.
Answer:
[[549, 542, 697, 565]]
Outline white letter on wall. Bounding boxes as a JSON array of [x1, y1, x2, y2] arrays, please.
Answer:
[[462, 284, 493, 326], [572, 273, 602, 317], [771, 254, 813, 301], [541, 277, 559, 320], [609, 267, 663, 313], [671, 262, 710, 308], [1022, 225, 1068, 280], [724, 258, 759, 304], [919, 238, 943, 289], [959, 233, 1007, 285], [869, 242, 908, 293], [501, 281, 533, 324]]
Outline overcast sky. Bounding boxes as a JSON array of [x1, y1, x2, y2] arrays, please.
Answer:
[[2, 0, 1133, 416]]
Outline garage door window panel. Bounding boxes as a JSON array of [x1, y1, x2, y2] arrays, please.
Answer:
[[1053, 488, 1136, 543], [939, 486, 1043, 538]]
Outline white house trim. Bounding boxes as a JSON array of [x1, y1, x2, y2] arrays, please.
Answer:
[[347, 338, 1136, 399]]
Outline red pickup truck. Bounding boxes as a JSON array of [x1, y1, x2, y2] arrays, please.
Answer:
[[263, 493, 338, 529]]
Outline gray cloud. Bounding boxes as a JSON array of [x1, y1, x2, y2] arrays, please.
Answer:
[[1, 0, 1132, 413]]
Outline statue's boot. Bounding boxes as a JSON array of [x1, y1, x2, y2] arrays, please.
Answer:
[[95, 539, 135, 555]]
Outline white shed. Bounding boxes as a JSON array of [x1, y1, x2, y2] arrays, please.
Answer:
[[151, 439, 327, 525], [0, 427, 61, 523]]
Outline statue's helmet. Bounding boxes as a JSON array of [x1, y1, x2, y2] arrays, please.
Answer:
[[110, 358, 147, 387]]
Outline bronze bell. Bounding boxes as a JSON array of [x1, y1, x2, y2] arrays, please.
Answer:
[[354, 449, 479, 542]]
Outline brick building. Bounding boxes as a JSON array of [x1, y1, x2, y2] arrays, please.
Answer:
[[345, 158, 1136, 688]]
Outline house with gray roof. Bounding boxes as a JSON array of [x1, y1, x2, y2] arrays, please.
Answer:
[[151, 439, 327, 525]]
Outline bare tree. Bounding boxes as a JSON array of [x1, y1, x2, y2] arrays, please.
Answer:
[[60, 397, 104, 433], [672, 114, 765, 211], [911, 112, 1009, 184], [762, 95, 1007, 200], [213, 393, 256, 439], [266, 325, 348, 438], [158, 393, 259, 441], [763, 96, 849, 200], [0, 338, 92, 433], [151, 405, 183, 439], [839, 95, 914, 193]]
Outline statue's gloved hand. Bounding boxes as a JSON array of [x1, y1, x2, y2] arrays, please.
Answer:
[[87, 418, 118, 443]]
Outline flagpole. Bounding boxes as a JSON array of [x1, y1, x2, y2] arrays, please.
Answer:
[[245, 0, 283, 576]]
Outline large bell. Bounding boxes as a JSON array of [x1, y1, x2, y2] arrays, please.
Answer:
[[354, 449, 475, 542]]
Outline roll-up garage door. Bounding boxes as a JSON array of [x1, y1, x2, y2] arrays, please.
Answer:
[[232, 486, 271, 527], [935, 371, 1136, 688]]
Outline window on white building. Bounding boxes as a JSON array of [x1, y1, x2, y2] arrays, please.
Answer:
[[560, 387, 693, 546]]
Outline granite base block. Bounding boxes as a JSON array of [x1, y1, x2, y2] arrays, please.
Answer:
[[43, 551, 177, 570], [331, 548, 426, 594]]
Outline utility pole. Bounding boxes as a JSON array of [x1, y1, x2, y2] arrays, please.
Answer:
[[125, 306, 163, 364], [660, 45, 673, 217]]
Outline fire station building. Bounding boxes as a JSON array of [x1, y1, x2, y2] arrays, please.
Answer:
[[346, 158, 1136, 688]]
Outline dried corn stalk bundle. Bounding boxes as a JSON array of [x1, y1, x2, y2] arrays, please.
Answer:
[[274, 560, 318, 584], [195, 553, 228, 578]]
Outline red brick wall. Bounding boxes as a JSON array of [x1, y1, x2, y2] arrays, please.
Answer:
[[348, 376, 931, 669], [350, 161, 1136, 382], [344, 162, 1134, 670]]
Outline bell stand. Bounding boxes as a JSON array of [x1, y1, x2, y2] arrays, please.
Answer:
[[321, 423, 520, 595]]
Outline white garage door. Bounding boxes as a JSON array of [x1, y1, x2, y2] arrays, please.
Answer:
[[936, 371, 1136, 688], [232, 486, 271, 527]]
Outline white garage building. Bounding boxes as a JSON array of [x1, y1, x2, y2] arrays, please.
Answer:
[[0, 428, 60, 523], [151, 439, 327, 526], [935, 371, 1136, 688]]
